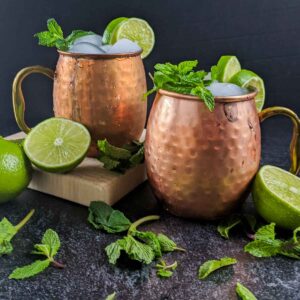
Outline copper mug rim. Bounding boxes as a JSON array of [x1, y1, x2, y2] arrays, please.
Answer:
[[158, 87, 258, 103], [57, 49, 143, 59]]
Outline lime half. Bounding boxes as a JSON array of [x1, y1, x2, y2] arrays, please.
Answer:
[[114, 18, 155, 58], [102, 17, 128, 45], [24, 118, 91, 173], [252, 165, 300, 229], [230, 69, 265, 111], [216, 56, 241, 83]]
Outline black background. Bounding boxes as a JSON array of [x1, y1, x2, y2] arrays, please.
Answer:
[[1, 0, 300, 136]]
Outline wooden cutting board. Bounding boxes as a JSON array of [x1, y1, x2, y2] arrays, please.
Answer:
[[6, 131, 147, 207]]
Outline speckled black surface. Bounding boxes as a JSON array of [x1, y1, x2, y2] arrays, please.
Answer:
[[0, 119, 299, 300]]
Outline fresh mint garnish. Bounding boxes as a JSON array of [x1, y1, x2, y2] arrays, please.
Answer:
[[88, 201, 132, 233], [34, 18, 94, 51], [9, 229, 64, 280], [156, 260, 178, 278], [145, 60, 215, 111], [0, 210, 34, 256], [236, 282, 257, 300], [244, 223, 300, 259], [97, 139, 144, 173], [198, 257, 237, 279]]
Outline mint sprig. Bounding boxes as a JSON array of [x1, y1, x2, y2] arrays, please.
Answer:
[[156, 260, 178, 278], [9, 229, 64, 280], [145, 60, 215, 111], [34, 18, 94, 51], [0, 209, 35, 256]]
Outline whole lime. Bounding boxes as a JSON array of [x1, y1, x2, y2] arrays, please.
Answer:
[[0, 137, 32, 203]]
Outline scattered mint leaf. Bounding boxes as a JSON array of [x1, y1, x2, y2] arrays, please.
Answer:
[[133, 231, 162, 258], [244, 239, 283, 257], [156, 260, 178, 278], [157, 233, 185, 252], [293, 226, 300, 243], [105, 292, 116, 300], [217, 215, 242, 239], [105, 241, 123, 264], [9, 229, 64, 280], [198, 257, 237, 279], [236, 282, 257, 300], [34, 18, 94, 51], [0, 210, 34, 256], [88, 201, 132, 233], [255, 223, 276, 240], [146, 60, 215, 111], [97, 139, 144, 173], [9, 259, 51, 280]]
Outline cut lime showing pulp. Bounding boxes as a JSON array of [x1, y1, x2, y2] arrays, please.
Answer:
[[24, 118, 91, 173], [102, 17, 128, 45], [115, 18, 155, 58], [252, 165, 300, 229], [230, 69, 265, 111], [216, 56, 241, 83]]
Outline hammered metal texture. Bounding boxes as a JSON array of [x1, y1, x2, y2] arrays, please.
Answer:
[[53, 52, 147, 156], [145, 90, 261, 220]]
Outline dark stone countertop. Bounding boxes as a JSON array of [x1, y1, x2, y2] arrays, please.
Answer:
[[0, 119, 299, 300]]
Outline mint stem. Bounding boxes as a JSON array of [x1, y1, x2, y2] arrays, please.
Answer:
[[51, 259, 65, 269], [14, 209, 35, 232], [128, 215, 160, 234], [174, 246, 186, 252]]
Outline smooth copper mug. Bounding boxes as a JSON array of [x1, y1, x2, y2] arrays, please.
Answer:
[[12, 50, 147, 156], [145, 89, 300, 220]]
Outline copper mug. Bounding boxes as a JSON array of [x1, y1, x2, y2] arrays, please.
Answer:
[[12, 50, 147, 156], [145, 89, 300, 220]]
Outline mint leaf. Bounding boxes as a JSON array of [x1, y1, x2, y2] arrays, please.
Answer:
[[9, 259, 51, 280], [198, 257, 237, 279], [244, 239, 283, 257], [105, 292, 116, 300], [0, 218, 17, 243], [47, 18, 63, 38], [217, 215, 242, 239], [105, 241, 122, 264], [65, 30, 94, 45], [177, 60, 198, 74], [191, 85, 215, 111], [156, 260, 177, 278], [236, 282, 257, 300], [133, 231, 162, 258], [88, 201, 131, 233], [210, 65, 220, 81], [293, 226, 300, 243], [98, 139, 131, 160], [255, 223, 276, 240], [157, 233, 185, 252], [42, 229, 61, 257]]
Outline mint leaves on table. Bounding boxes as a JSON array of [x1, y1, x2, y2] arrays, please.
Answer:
[[88, 201, 131, 233], [0, 209, 35, 256], [34, 18, 94, 51], [244, 223, 300, 259], [97, 139, 144, 173], [145, 60, 215, 111], [9, 229, 64, 280], [236, 282, 257, 300], [156, 260, 178, 278], [198, 257, 237, 279]]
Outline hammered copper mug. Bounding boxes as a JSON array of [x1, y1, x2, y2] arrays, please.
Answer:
[[145, 89, 300, 220], [12, 50, 147, 156]]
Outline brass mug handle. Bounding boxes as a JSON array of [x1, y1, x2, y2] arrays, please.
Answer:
[[259, 106, 300, 175], [12, 65, 54, 133]]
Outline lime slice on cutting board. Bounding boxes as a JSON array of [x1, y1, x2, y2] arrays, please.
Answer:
[[113, 18, 155, 58], [23, 118, 91, 173], [230, 69, 265, 111], [216, 55, 241, 82], [102, 17, 128, 45], [252, 165, 300, 229]]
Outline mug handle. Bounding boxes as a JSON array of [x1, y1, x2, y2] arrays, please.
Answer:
[[259, 106, 300, 175], [12, 66, 54, 133]]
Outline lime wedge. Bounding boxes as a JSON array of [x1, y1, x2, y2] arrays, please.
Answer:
[[216, 56, 241, 82], [24, 118, 91, 173], [252, 165, 300, 229], [114, 18, 155, 58], [230, 69, 265, 111], [102, 17, 128, 45]]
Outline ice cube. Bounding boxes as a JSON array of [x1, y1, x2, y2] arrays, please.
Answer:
[[207, 82, 248, 97], [68, 42, 104, 54], [107, 38, 141, 54], [100, 45, 112, 53], [73, 34, 102, 47]]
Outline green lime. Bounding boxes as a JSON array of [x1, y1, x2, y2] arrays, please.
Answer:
[[114, 18, 155, 58], [23, 118, 91, 173], [216, 56, 241, 82], [230, 69, 265, 111], [102, 17, 128, 45], [0, 138, 32, 203], [252, 165, 300, 229]]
